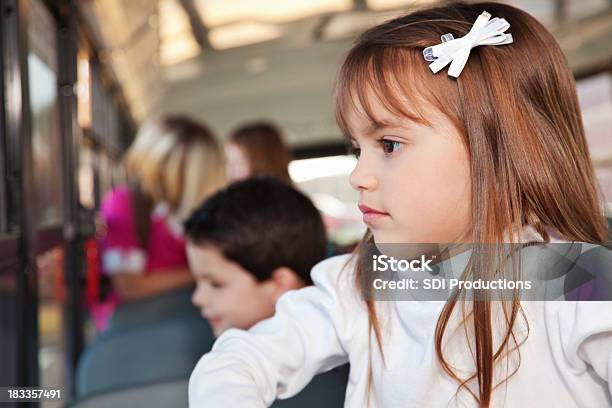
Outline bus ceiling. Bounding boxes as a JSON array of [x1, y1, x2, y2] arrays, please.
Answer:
[[76, 0, 612, 148]]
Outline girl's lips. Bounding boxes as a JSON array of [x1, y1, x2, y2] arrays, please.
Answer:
[[362, 211, 390, 225], [358, 203, 390, 225]]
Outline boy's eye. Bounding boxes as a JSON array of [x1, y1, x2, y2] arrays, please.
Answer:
[[211, 281, 224, 289], [380, 139, 402, 154]]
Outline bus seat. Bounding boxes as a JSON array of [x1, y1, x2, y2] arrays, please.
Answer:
[[69, 378, 188, 408], [271, 363, 349, 408], [76, 317, 214, 397], [74, 363, 348, 407], [107, 286, 198, 333]]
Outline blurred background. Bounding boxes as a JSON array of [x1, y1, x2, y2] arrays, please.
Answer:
[[0, 0, 611, 407]]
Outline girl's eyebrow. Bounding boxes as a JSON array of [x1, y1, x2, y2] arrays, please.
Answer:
[[343, 117, 418, 141], [367, 117, 416, 134]]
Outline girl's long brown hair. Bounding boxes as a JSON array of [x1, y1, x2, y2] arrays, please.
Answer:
[[333, 2, 607, 406]]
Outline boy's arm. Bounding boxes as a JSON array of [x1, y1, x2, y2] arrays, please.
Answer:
[[188, 255, 356, 407]]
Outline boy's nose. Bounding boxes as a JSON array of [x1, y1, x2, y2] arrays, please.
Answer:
[[192, 287, 208, 309]]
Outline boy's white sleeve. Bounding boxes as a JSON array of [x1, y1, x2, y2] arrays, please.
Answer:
[[560, 301, 612, 395], [188, 255, 357, 407]]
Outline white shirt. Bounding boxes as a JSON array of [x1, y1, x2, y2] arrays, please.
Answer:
[[189, 253, 612, 407]]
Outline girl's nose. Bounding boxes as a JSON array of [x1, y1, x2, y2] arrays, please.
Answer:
[[349, 157, 378, 192]]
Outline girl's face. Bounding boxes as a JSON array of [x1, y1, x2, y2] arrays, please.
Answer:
[[225, 143, 252, 182], [346, 96, 472, 244]]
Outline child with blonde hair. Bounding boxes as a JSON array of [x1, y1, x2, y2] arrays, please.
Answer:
[[99, 115, 225, 310]]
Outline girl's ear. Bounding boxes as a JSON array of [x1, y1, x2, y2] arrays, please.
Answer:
[[269, 266, 306, 295]]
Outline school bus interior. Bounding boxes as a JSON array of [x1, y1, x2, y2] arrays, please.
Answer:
[[0, 0, 611, 407]]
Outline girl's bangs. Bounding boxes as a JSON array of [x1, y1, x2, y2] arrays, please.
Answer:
[[334, 45, 458, 138]]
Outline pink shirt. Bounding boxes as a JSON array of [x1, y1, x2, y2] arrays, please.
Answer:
[[90, 186, 188, 332], [100, 186, 188, 275]]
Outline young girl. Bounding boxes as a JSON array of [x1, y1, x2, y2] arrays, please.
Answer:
[[188, 2, 612, 407]]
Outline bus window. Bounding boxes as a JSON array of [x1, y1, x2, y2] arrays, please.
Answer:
[[576, 72, 612, 214], [27, 0, 63, 228], [289, 154, 364, 249], [28, 1, 67, 406]]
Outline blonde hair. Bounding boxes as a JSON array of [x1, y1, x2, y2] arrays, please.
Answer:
[[124, 115, 226, 221]]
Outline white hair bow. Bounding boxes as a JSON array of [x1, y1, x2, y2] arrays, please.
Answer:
[[422, 11, 513, 78]]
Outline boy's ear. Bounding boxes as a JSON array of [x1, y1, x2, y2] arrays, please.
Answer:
[[269, 266, 305, 294]]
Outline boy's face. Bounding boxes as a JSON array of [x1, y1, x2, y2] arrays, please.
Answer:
[[186, 243, 277, 337]]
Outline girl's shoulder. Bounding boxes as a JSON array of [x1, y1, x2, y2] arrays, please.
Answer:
[[307, 253, 364, 309], [310, 254, 356, 286], [542, 300, 612, 369]]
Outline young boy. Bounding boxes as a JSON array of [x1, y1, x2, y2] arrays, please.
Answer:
[[183, 176, 327, 337], [183, 176, 348, 407]]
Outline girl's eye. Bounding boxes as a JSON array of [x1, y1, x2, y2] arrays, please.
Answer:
[[346, 137, 361, 158], [380, 139, 402, 154]]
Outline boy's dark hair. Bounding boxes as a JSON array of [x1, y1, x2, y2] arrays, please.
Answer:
[[183, 176, 327, 284]]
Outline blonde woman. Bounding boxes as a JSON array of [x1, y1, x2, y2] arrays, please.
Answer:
[[98, 115, 225, 326]]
